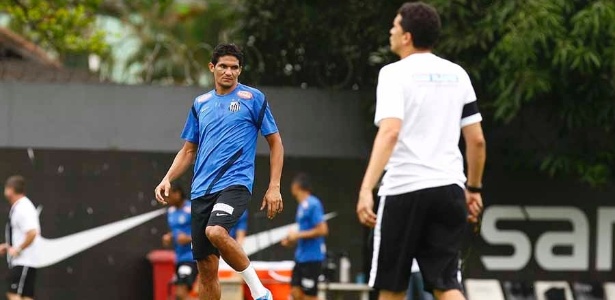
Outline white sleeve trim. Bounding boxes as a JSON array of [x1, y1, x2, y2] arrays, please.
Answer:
[[461, 113, 482, 127]]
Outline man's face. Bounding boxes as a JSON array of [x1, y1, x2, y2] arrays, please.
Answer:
[[389, 14, 408, 55], [290, 182, 300, 200], [209, 55, 241, 89], [4, 186, 13, 201], [167, 189, 182, 206]]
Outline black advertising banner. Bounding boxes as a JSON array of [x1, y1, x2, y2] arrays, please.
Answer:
[[0, 148, 364, 300], [0, 147, 612, 299], [464, 170, 615, 283]]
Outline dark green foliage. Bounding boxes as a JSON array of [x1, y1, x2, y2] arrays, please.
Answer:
[[242, 0, 615, 186]]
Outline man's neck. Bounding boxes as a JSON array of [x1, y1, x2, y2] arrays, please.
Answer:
[[10, 194, 25, 205], [215, 83, 239, 96], [173, 200, 185, 209], [297, 193, 310, 203], [398, 47, 431, 60]]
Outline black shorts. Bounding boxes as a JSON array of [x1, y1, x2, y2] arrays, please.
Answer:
[[191, 185, 250, 260], [174, 261, 198, 288], [291, 261, 322, 296], [369, 184, 467, 293], [7, 265, 37, 298]]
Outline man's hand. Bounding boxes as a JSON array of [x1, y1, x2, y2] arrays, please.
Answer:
[[8, 247, 20, 257], [261, 185, 283, 219], [176, 233, 191, 246], [466, 190, 483, 223], [281, 231, 297, 248], [357, 189, 377, 228], [0, 243, 7, 255], [287, 230, 299, 243], [162, 233, 172, 247], [155, 178, 171, 205]]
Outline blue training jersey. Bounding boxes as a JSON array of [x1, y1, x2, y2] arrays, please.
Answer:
[[229, 210, 248, 239], [295, 195, 326, 263], [167, 201, 193, 263], [181, 83, 279, 199]]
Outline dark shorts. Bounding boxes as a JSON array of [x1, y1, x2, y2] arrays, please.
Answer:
[[174, 261, 198, 288], [291, 261, 322, 296], [7, 265, 37, 298], [369, 184, 467, 293], [191, 185, 250, 260]]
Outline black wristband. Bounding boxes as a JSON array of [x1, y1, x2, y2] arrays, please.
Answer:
[[466, 185, 483, 194]]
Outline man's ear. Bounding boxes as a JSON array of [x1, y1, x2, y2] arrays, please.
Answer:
[[403, 32, 413, 47], [208, 62, 215, 72]]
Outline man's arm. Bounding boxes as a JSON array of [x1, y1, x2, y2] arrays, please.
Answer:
[[462, 123, 486, 187], [155, 141, 198, 204], [261, 133, 284, 219], [296, 222, 328, 240], [265, 133, 284, 189], [360, 118, 402, 192], [357, 118, 402, 227], [162, 232, 172, 247], [176, 232, 192, 246], [462, 123, 486, 223], [10, 229, 36, 256]]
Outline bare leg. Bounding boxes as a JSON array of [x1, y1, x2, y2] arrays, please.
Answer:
[[175, 285, 190, 300], [290, 287, 304, 300], [433, 289, 465, 300], [379, 290, 406, 300], [205, 225, 249, 270], [196, 255, 221, 300], [206, 225, 268, 298]]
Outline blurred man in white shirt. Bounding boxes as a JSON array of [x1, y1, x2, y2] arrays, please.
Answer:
[[1, 176, 41, 300]]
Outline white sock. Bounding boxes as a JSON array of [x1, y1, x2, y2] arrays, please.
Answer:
[[238, 264, 268, 298]]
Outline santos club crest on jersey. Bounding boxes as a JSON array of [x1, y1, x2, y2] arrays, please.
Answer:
[[229, 101, 241, 112]]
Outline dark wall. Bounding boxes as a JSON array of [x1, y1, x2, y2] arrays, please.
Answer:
[[1, 147, 614, 299], [0, 148, 366, 300]]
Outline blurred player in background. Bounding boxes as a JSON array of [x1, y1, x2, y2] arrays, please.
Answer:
[[407, 260, 433, 300], [1, 176, 40, 300], [282, 173, 328, 300], [228, 210, 248, 245], [155, 43, 284, 300], [356, 2, 486, 300], [162, 183, 196, 300]]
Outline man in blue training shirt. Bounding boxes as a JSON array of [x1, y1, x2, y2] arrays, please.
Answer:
[[162, 183, 196, 300], [229, 210, 248, 245], [282, 173, 328, 300], [155, 43, 284, 300]]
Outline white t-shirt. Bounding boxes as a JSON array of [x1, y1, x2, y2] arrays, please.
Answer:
[[6, 197, 40, 267], [375, 53, 482, 196]]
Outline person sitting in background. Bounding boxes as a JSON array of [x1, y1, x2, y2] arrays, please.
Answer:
[[162, 183, 197, 300], [407, 260, 434, 300], [229, 210, 248, 246], [282, 173, 329, 300]]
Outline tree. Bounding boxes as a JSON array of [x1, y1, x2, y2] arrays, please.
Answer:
[[0, 0, 108, 59], [432, 0, 615, 186], [100, 0, 242, 85], [242, 0, 615, 186]]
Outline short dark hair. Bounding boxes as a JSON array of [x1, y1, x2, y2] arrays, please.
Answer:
[[211, 43, 244, 66], [5, 175, 26, 194], [170, 182, 186, 199], [292, 173, 312, 192], [398, 2, 441, 49]]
